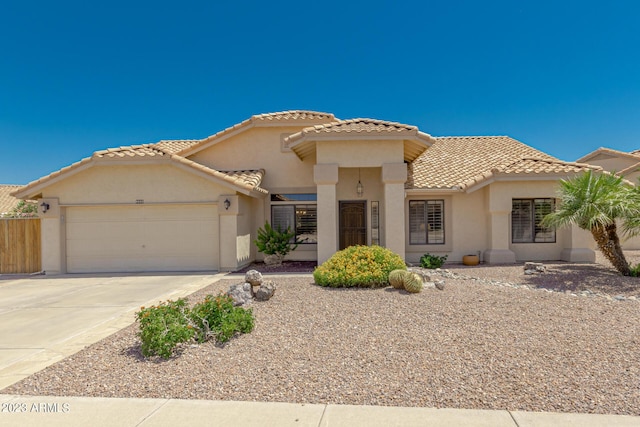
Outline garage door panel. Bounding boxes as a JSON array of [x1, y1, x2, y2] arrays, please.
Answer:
[[66, 205, 218, 273]]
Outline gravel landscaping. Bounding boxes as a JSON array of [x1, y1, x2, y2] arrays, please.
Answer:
[[3, 252, 640, 415]]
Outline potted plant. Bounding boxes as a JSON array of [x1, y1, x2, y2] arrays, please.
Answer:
[[462, 254, 480, 266]]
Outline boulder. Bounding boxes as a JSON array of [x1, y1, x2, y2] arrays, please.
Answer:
[[226, 282, 254, 306], [255, 280, 276, 301], [245, 270, 263, 286]]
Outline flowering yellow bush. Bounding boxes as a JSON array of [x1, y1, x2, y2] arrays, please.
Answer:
[[313, 245, 406, 287]]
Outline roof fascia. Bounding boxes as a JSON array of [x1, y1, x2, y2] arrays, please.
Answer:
[[11, 158, 94, 199], [405, 188, 462, 195], [180, 122, 256, 158], [169, 156, 266, 198]]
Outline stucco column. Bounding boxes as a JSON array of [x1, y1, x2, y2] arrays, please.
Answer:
[[382, 163, 407, 260], [560, 225, 596, 262], [39, 198, 64, 275], [484, 210, 517, 264], [314, 164, 339, 264], [219, 195, 239, 271]]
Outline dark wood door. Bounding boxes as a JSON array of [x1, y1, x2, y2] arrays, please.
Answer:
[[339, 201, 366, 249]]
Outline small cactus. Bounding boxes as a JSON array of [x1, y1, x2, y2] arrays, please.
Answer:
[[388, 269, 407, 289], [403, 271, 424, 293]]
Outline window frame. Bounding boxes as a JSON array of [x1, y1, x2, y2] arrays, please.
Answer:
[[270, 194, 317, 245], [511, 198, 556, 244], [408, 199, 445, 245]]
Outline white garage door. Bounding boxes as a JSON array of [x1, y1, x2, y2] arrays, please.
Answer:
[[66, 205, 218, 273]]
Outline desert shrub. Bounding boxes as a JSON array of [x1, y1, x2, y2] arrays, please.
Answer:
[[136, 294, 255, 359], [313, 245, 406, 288], [419, 253, 448, 269], [630, 264, 640, 277], [255, 221, 300, 263], [136, 299, 194, 359], [189, 294, 254, 344]]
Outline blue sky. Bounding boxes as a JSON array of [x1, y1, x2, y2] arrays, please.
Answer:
[[1, 1, 639, 185]]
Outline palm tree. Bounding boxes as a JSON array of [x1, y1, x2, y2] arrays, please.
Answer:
[[542, 170, 640, 276]]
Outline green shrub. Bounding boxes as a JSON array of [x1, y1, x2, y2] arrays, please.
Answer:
[[255, 221, 300, 262], [136, 299, 194, 359], [313, 245, 407, 288], [189, 294, 255, 344], [136, 294, 255, 359], [630, 264, 640, 277], [419, 253, 448, 269]]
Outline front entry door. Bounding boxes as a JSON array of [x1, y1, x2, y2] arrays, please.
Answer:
[[339, 201, 367, 249]]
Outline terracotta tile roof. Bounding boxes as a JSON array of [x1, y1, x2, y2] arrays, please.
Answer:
[[0, 185, 23, 214], [154, 140, 201, 154], [94, 144, 170, 159], [168, 153, 268, 194], [407, 136, 595, 191], [251, 110, 336, 122], [219, 170, 267, 192], [177, 110, 337, 156], [286, 118, 425, 145], [500, 158, 601, 175], [286, 118, 435, 162]]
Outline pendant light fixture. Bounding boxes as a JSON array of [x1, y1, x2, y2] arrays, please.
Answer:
[[356, 168, 364, 198]]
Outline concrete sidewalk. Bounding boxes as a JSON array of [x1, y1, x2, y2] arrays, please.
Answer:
[[1, 394, 639, 427]]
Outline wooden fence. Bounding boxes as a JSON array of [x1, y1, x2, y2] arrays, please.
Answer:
[[0, 218, 41, 274]]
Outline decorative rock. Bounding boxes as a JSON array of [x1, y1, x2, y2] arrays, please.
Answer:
[[245, 270, 263, 286], [264, 254, 283, 266], [524, 262, 546, 274], [226, 282, 254, 306], [408, 267, 432, 282], [434, 280, 445, 290], [255, 280, 276, 301]]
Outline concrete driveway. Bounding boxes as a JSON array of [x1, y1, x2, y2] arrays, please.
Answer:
[[0, 272, 225, 389]]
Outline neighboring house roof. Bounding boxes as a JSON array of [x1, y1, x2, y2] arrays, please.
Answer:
[[286, 118, 436, 162], [12, 144, 268, 199], [0, 185, 23, 214], [178, 110, 337, 157], [576, 147, 640, 163], [408, 136, 598, 191]]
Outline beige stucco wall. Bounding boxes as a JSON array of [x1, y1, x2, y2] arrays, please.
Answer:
[[406, 179, 596, 265], [43, 163, 224, 204], [316, 140, 404, 166], [189, 127, 317, 191]]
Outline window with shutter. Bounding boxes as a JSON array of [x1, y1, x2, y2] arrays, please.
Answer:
[[511, 198, 555, 243], [409, 200, 444, 245]]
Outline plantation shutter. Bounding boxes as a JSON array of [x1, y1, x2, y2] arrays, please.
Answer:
[[512, 200, 533, 243], [426, 200, 444, 244], [409, 201, 426, 244]]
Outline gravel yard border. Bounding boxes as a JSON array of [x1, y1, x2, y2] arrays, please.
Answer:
[[3, 252, 640, 415]]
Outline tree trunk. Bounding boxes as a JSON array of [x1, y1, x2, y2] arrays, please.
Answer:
[[590, 223, 631, 276]]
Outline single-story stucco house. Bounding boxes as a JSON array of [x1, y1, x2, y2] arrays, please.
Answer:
[[12, 110, 601, 275]]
